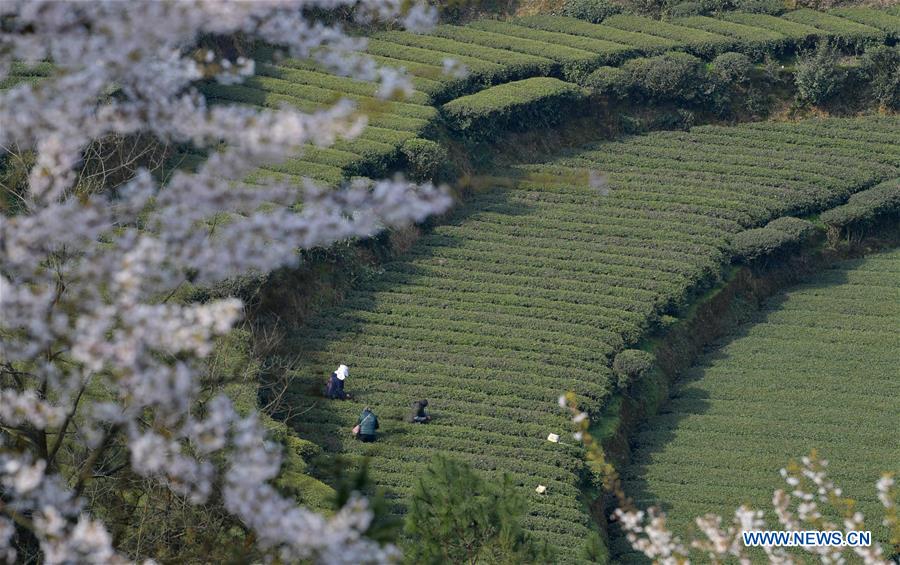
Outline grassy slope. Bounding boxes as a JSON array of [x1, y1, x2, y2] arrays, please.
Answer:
[[281, 116, 899, 562], [615, 248, 900, 561]]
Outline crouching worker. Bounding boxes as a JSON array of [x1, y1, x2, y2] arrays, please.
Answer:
[[410, 399, 431, 424], [354, 407, 379, 443], [326, 364, 350, 400]]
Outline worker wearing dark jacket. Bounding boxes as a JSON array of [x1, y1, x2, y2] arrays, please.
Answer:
[[410, 399, 431, 423], [356, 407, 379, 442], [326, 364, 350, 400]]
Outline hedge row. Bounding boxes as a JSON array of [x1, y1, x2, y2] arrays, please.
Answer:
[[285, 116, 898, 561], [672, 15, 790, 58], [441, 77, 587, 139], [602, 14, 736, 58], [729, 216, 817, 262], [195, 51, 445, 187], [468, 19, 637, 65], [782, 8, 886, 50], [616, 249, 900, 559], [340, 9, 896, 104], [829, 7, 900, 37], [430, 24, 605, 83], [722, 11, 824, 46], [820, 178, 900, 241], [514, 15, 678, 54]]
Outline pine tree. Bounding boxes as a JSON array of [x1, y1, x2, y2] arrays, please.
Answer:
[[403, 456, 552, 564]]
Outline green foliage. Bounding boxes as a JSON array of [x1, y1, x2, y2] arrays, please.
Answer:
[[583, 65, 628, 96], [764, 216, 817, 240], [560, 0, 623, 23], [730, 216, 816, 262], [441, 77, 586, 140], [794, 42, 846, 105], [820, 179, 900, 242], [782, 9, 885, 51], [612, 349, 655, 389], [621, 51, 707, 102], [723, 11, 824, 48], [603, 13, 735, 58], [712, 51, 753, 83], [861, 45, 900, 110], [674, 15, 789, 59], [829, 7, 900, 37], [400, 138, 449, 182], [515, 15, 678, 55], [404, 456, 553, 564], [286, 116, 899, 561]]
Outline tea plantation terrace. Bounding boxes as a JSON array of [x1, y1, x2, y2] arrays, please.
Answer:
[[615, 246, 900, 561], [173, 7, 896, 189], [282, 116, 899, 561]]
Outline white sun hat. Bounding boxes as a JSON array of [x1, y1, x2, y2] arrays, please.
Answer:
[[335, 364, 349, 381], [547, 433, 560, 443], [535, 485, 547, 494]]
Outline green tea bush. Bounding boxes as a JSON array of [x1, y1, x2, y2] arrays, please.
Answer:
[[730, 226, 795, 262], [674, 15, 789, 59], [400, 138, 448, 182], [622, 51, 707, 102], [583, 66, 628, 96], [515, 15, 678, 55], [765, 216, 817, 240], [603, 14, 735, 57], [560, 0, 623, 23], [731, 216, 816, 261], [794, 42, 846, 105], [861, 45, 900, 110], [783, 9, 885, 51], [829, 7, 900, 37], [820, 179, 900, 242], [441, 77, 586, 139], [723, 12, 823, 50], [612, 349, 655, 389], [712, 51, 753, 83]]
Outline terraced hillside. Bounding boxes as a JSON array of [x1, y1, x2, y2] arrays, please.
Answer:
[[183, 7, 894, 187], [282, 116, 900, 561], [616, 247, 900, 561], [198, 60, 439, 186]]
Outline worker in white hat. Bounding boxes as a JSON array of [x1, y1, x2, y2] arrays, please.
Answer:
[[326, 364, 351, 400]]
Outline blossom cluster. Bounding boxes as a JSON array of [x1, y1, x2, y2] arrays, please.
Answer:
[[0, 1, 452, 562]]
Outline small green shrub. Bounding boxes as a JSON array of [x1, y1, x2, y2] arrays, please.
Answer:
[[820, 180, 900, 243], [560, 0, 622, 23], [731, 216, 816, 262], [794, 42, 846, 105], [441, 77, 586, 140], [400, 138, 448, 182], [582, 66, 628, 96], [765, 216, 817, 240], [861, 45, 900, 110], [712, 51, 753, 83], [622, 51, 707, 102], [613, 349, 655, 389]]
